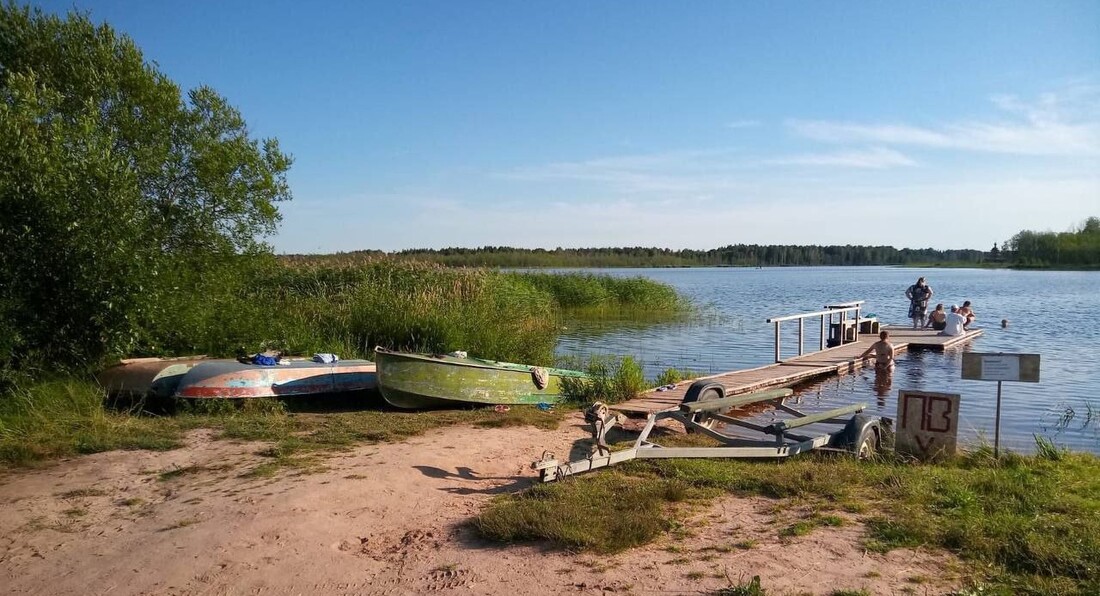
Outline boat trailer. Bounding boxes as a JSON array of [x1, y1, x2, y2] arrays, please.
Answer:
[[534, 380, 891, 482]]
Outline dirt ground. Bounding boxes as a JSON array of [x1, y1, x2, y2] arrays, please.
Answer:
[[0, 414, 960, 595]]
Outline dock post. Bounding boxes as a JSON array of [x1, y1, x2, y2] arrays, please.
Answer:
[[798, 318, 804, 356], [774, 321, 781, 363], [819, 315, 826, 351], [994, 380, 1003, 458], [854, 305, 861, 343]]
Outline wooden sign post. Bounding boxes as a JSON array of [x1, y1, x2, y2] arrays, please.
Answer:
[[961, 352, 1041, 457], [896, 390, 961, 459]]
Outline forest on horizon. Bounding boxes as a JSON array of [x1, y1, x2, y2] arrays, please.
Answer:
[[283, 217, 1100, 269]]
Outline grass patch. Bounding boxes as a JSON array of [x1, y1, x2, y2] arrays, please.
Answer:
[[0, 379, 189, 466], [0, 377, 567, 471], [652, 367, 702, 387], [475, 472, 713, 553], [558, 355, 648, 406], [778, 512, 845, 539], [479, 450, 1100, 594], [715, 575, 766, 596]]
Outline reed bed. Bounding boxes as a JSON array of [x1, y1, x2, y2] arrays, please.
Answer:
[[138, 258, 689, 365]]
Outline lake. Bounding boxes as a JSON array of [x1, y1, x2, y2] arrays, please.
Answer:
[[555, 267, 1100, 454]]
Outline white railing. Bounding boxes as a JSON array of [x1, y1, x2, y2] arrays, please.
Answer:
[[765, 301, 866, 363]]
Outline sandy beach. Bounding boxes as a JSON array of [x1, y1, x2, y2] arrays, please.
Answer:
[[0, 414, 958, 595]]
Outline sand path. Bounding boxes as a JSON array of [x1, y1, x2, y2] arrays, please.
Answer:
[[0, 414, 958, 595]]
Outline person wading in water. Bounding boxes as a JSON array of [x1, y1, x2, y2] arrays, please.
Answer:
[[905, 277, 934, 329], [860, 330, 896, 398]]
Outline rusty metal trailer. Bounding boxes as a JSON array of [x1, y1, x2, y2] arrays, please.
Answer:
[[534, 380, 890, 482]]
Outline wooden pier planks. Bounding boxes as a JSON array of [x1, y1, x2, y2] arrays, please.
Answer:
[[615, 327, 983, 415]]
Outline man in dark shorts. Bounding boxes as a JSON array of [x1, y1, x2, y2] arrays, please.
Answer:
[[905, 277, 933, 329], [925, 303, 947, 330]]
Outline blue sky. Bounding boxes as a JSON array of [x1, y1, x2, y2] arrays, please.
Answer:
[[34, 1, 1100, 252]]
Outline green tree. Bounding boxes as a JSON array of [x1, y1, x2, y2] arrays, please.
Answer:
[[0, 3, 292, 367]]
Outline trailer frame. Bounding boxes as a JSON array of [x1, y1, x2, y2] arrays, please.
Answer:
[[533, 380, 890, 482]]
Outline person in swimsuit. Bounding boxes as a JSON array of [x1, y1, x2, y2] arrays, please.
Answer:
[[905, 277, 933, 329], [924, 303, 947, 330], [861, 330, 896, 397], [860, 330, 896, 373]]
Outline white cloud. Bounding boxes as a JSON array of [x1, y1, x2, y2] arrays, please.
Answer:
[[763, 147, 917, 169], [496, 149, 756, 195], [788, 85, 1100, 156]]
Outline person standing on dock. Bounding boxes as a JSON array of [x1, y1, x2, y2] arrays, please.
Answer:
[[905, 277, 934, 328]]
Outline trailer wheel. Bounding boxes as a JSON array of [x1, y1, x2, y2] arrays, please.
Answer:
[[849, 416, 880, 459], [681, 381, 725, 431]]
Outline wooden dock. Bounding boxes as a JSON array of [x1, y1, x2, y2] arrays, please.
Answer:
[[616, 326, 983, 415]]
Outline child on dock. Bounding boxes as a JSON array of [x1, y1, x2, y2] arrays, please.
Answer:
[[860, 330, 896, 373]]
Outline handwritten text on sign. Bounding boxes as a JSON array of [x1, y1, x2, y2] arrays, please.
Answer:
[[896, 390, 961, 459]]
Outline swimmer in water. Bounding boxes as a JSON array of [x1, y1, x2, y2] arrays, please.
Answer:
[[860, 330, 896, 373]]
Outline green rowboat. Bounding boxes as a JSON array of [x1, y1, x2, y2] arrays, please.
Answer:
[[374, 347, 588, 409]]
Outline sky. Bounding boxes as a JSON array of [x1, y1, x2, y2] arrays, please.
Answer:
[[33, 1, 1100, 253]]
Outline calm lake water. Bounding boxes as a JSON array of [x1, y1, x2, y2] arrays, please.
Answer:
[[555, 267, 1100, 454]]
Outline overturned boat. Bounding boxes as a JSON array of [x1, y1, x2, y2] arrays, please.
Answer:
[[173, 359, 377, 399], [97, 357, 208, 399], [374, 347, 587, 410]]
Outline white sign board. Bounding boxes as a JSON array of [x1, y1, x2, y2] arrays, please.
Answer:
[[961, 352, 1040, 383]]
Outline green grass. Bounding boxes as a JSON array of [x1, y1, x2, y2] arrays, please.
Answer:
[[714, 575, 767, 596], [477, 450, 1100, 595], [0, 379, 191, 464], [779, 513, 846, 538], [0, 377, 565, 470], [475, 471, 714, 553], [558, 355, 648, 406]]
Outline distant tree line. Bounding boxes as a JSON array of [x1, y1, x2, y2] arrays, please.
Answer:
[[285, 244, 989, 268], [1005, 217, 1100, 268], [283, 218, 1099, 270]]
